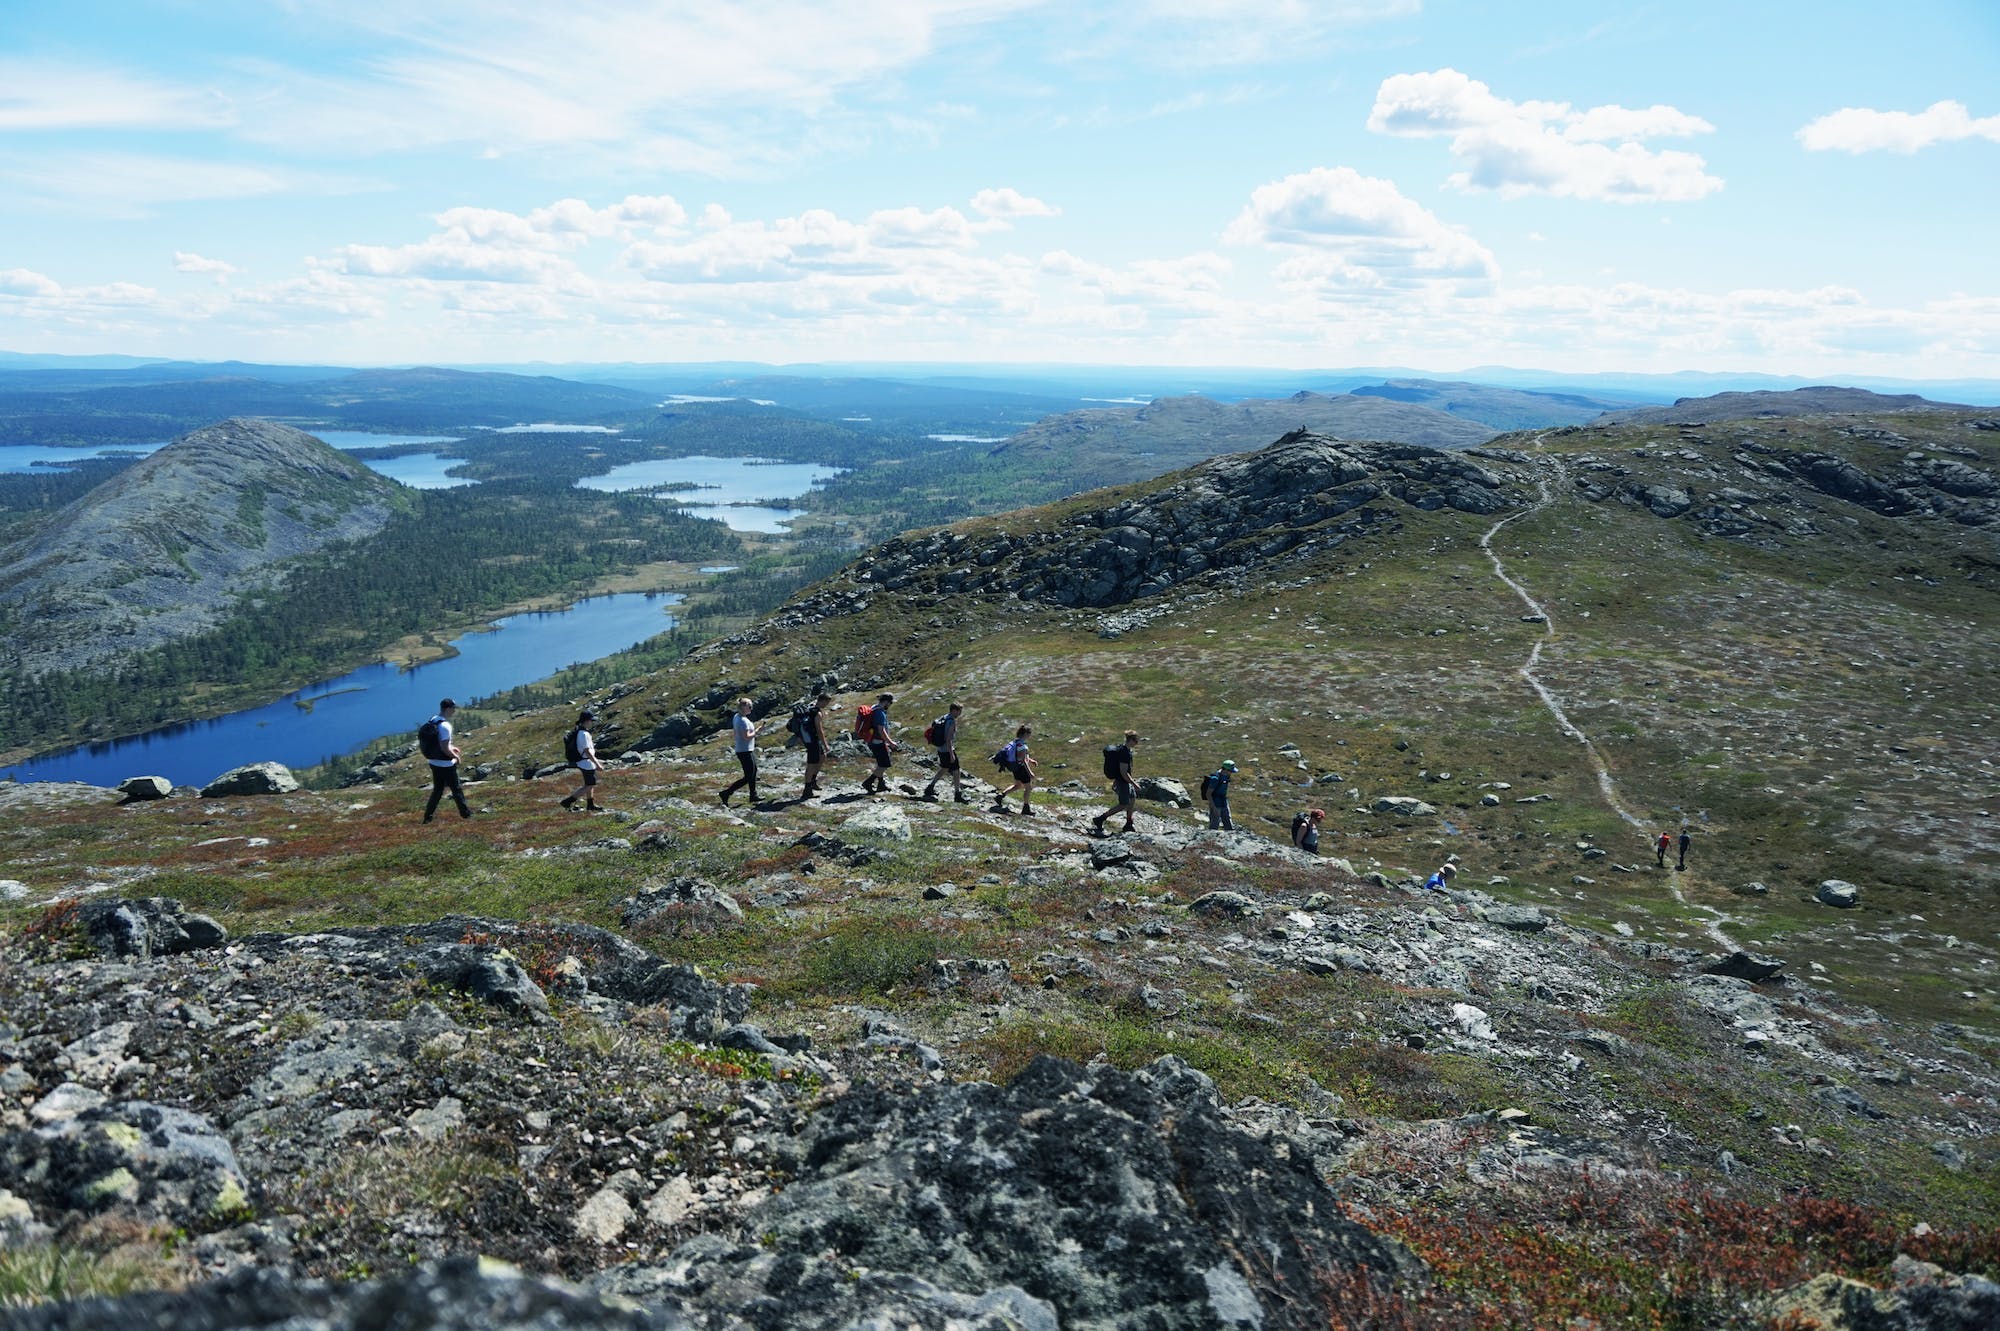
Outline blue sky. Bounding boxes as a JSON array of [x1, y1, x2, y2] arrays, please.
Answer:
[[2, 0, 1997, 375]]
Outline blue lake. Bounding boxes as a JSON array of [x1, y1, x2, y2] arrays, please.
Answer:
[[0, 433, 474, 488], [0, 592, 682, 789], [576, 455, 841, 532]]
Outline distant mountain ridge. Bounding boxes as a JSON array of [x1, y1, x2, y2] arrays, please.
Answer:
[[1596, 385, 1972, 425], [990, 391, 1495, 486], [1350, 378, 1632, 430], [0, 419, 407, 676]]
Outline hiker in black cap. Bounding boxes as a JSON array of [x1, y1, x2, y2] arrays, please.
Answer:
[[799, 692, 834, 799], [921, 702, 969, 803], [420, 698, 472, 823], [559, 710, 602, 812]]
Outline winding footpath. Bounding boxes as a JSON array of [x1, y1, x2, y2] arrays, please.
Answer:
[[1478, 436, 1743, 952]]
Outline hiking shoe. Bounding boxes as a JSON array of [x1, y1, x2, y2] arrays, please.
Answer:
[[1017, 807, 1037, 818], [921, 791, 940, 803], [559, 796, 576, 811], [718, 792, 731, 807], [954, 792, 972, 804]]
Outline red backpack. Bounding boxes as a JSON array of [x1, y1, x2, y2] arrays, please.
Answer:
[[853, 706, 875, 740]]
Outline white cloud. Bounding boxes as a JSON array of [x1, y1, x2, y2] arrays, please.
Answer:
[[0, 268, 63, 298], [1055, 0, 1419, 68], [1370, 68, 1722, 203], [333, 196, 688, 283], [0, 60, 234, 131], [1224, 166, 1497, 287], [1798, 100, 2000, 154], [174, 252, 240, 283], [0, 152, 370, 217], [971, 188, 1059, 220]]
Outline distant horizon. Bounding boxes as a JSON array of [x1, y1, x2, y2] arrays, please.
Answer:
[[5, 348, 1999, 406]]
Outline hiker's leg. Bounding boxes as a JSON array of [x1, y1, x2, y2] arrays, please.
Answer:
[[447, 767, 471, 817], [745, 752, 760, 802], [424, 769, 447, 821]]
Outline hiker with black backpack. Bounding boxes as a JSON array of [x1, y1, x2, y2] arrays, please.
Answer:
[[790, 693, 834, 799], [1200, 759, 1237, 831], [921, 702, 969, 803], [719, 697, 760, 809], [1091, 730, 1140, 836], [418, 698, 472, 823], [858, 693, 898, 796], [1291, 808, 1324, 854], [558, 709, 603, 812], [991, 725, 1037, 817]]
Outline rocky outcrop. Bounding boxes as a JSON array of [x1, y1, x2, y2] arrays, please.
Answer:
[[824, 432, 1522, 612], [116, 775, 173, 802], [200, 762, 301, 798], [0, 418, 406, 676], [593, 1056, 1409, 1331]]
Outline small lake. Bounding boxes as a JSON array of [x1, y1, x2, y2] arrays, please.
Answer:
[[0, 592, 682, 789], [576, 455, 842, 533], [0, 433, 474, 488], [0, 443, 164, 473]]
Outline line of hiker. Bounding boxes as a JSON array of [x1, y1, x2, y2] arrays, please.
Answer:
[[415, 694, 1339, 857]]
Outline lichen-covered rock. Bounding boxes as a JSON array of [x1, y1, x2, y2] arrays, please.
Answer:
[[601, 1056, 1408, 1331], [5, 1257, 692, 1331], [1, 1092, 250, 1231], [1817, 879, 1860, 908]]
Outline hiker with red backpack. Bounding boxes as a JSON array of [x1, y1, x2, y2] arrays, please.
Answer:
[[991, 725, 1038, 816], [1655, 830, 1671, 868], [858, 693, 899, 796], [921, 702, 969, 803], [1091, 730, 1139, 835]]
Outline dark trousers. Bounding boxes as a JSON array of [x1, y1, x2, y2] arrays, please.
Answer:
[[425, 764, 470, 820], [723, 751, 758, 800]]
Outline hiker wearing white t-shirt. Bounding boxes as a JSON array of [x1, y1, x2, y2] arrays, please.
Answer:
[[420, 697, 472, 823], [720, 697, 760, 808], [559, 709, 603, 812]]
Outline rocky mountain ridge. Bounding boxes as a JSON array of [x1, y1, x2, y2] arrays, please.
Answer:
[[0, 418, 407, 676], [1597, 386, 1974, 426]]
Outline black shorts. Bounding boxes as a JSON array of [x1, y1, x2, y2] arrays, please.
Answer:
[[579, 767, 599, 787], [868, 741, 892, 767], [1113, 777, 1135, 805], [804, 741, 826, 763], [935, 749, 960, 772], [1009, 761, 1033, 784]]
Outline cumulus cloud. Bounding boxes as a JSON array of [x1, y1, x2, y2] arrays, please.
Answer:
[[971, 188, 1060, 220], [1370, 68, 1722, 203], [1798, 100, 2000, 154], [0, 268, 64, 298], [174, 252, 240, 283], [333, 196, 687, 283], [1224, 166, 1497, 287]]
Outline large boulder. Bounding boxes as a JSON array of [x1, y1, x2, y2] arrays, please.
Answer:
[[200, 762, 300, 797], [116, 775, 173, 802], [1135, 776, 1193, 808], [77, 897, 227, 960], [1816, 879, 1860, 909], [1371, 795, 1438, 817], [620, 876, 746, 931]]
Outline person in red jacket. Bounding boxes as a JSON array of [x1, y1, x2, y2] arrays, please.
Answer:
[[1655, 830, 1671, 867]]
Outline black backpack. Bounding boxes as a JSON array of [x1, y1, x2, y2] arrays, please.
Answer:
[[563, 728, 583, 765], [1199, 771, 1216, 800], [1102, 745, 1124, 780], [417, 717, 446, 761], [1291, 812, 1309, 843], [786, 706, 812, 738]]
